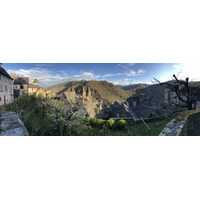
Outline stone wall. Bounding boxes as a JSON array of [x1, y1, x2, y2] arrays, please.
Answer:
[[159, 110, 200, 136], [0, 111, 29, 136], [180, 111, 200, 136], [159, 119, 186, 136]]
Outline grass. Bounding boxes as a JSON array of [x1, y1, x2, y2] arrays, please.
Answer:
[[118, 118, 171, 136], [84, 117, 172, 136]]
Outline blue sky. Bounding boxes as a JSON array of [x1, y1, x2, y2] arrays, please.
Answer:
[[2, 63, 192, 87]]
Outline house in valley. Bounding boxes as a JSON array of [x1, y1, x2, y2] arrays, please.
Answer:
[[0, 64, 14, 105]]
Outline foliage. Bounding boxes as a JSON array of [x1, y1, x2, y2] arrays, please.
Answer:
[[7, 95, 172, 136], [9, 95, 86, 136], [107, 119, 115, 129], [115, 120, 127, 130]]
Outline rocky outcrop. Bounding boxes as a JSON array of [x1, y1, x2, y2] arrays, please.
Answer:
[[0, 111, 29, 136]]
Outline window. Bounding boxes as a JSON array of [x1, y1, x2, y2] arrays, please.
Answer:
[[10, 79, 12, 85], [10, 87, 12, 93], [5, 85, 7, 92], [0, 74, 2, 81], [4, 76, 7, 83], [0, 97, 1, 101], [0, 84, 3, 92], [20, 85, 24, 89]]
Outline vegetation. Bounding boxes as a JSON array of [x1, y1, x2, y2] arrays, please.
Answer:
[[4, 95, 171, 136]]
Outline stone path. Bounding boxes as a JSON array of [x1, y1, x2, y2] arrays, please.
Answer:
[[0, 111, 29, 136]]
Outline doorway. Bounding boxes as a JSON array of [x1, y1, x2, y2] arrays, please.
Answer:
[[4, 95, 6, 105]]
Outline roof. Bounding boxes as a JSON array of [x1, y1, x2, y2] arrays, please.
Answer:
[[0, 67, 13, 80], [34, 79, 38, 83], [29, 85, 39, 89], [14, 77, 29, 84]]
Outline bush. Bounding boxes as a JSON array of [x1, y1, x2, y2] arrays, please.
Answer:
[[89, 118, 97, 127], [107, 119, 115, 129], [116, 120, 127, 130], [97, 119, 106, 128]]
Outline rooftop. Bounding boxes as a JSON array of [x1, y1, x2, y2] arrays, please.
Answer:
[[14, 77, 29, 84], [0, 66, 13, 80]]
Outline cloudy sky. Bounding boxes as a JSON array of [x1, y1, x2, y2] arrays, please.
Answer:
[[2, 63, 198, 87]]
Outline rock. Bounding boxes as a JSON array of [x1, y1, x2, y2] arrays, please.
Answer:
[[166, 121, 175, 128], [159, 118, 186, 136], [0, 111, 29, 136], [162, 127, 171, 135]]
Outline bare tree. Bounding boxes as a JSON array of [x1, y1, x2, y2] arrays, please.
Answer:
[[154, 74, 197, 110]]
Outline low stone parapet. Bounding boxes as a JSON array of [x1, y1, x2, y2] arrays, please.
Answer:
[[0, 111, 29, 136], [159, 119, 186, 136], [159, 110, 200, 136]]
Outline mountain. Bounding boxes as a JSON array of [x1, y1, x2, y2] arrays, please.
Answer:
[[117, 83, 149, 91], [47, 80, 131, 104]]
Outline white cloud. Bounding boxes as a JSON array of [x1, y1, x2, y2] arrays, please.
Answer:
[[126, 69, 145, 76], [7, 66, 146, 87], [126, 70, 136, 76], [137, 69, 146, 74], [102, 73, 123, 78]]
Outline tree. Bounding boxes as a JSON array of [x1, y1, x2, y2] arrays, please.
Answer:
[[44, 99, 87, 136], [154, 74, 197, 110]]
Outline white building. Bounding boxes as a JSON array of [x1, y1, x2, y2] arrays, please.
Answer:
[[0, 64, 14, 106]]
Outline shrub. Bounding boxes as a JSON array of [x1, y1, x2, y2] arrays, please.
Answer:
[[107, 119, 115, 129], [89, 118, 97, 127], [116, 120, 127, 130], [97, 119, 106, 128]]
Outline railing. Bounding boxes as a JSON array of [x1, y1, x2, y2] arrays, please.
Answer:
[[140, 117, 151, 136]]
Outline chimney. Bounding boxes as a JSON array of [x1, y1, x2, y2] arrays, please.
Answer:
[[0, 63, 2, 68]]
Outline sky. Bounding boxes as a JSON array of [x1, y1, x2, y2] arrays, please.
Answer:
[[2, 63, 198, 87]]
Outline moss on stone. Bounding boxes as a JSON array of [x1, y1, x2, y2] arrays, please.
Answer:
[[175, 110, 200, 121], [179, 110, 200, 136]]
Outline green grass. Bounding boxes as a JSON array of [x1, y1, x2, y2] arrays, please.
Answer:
[[81, 117, 172, 136], [110, 118, 171, 136]]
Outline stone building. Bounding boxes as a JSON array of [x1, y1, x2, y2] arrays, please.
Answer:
[[165, 86, 187, 105], [0, 64, 14, 106], [165, 86, 200, 109], [28, 79, 52, 98], [13, 77, 29, 101]]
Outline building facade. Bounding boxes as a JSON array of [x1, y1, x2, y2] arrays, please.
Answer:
[[0, 64, 14, 106], [28, 79, 53, 98], [13, 77, 29, 101]]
